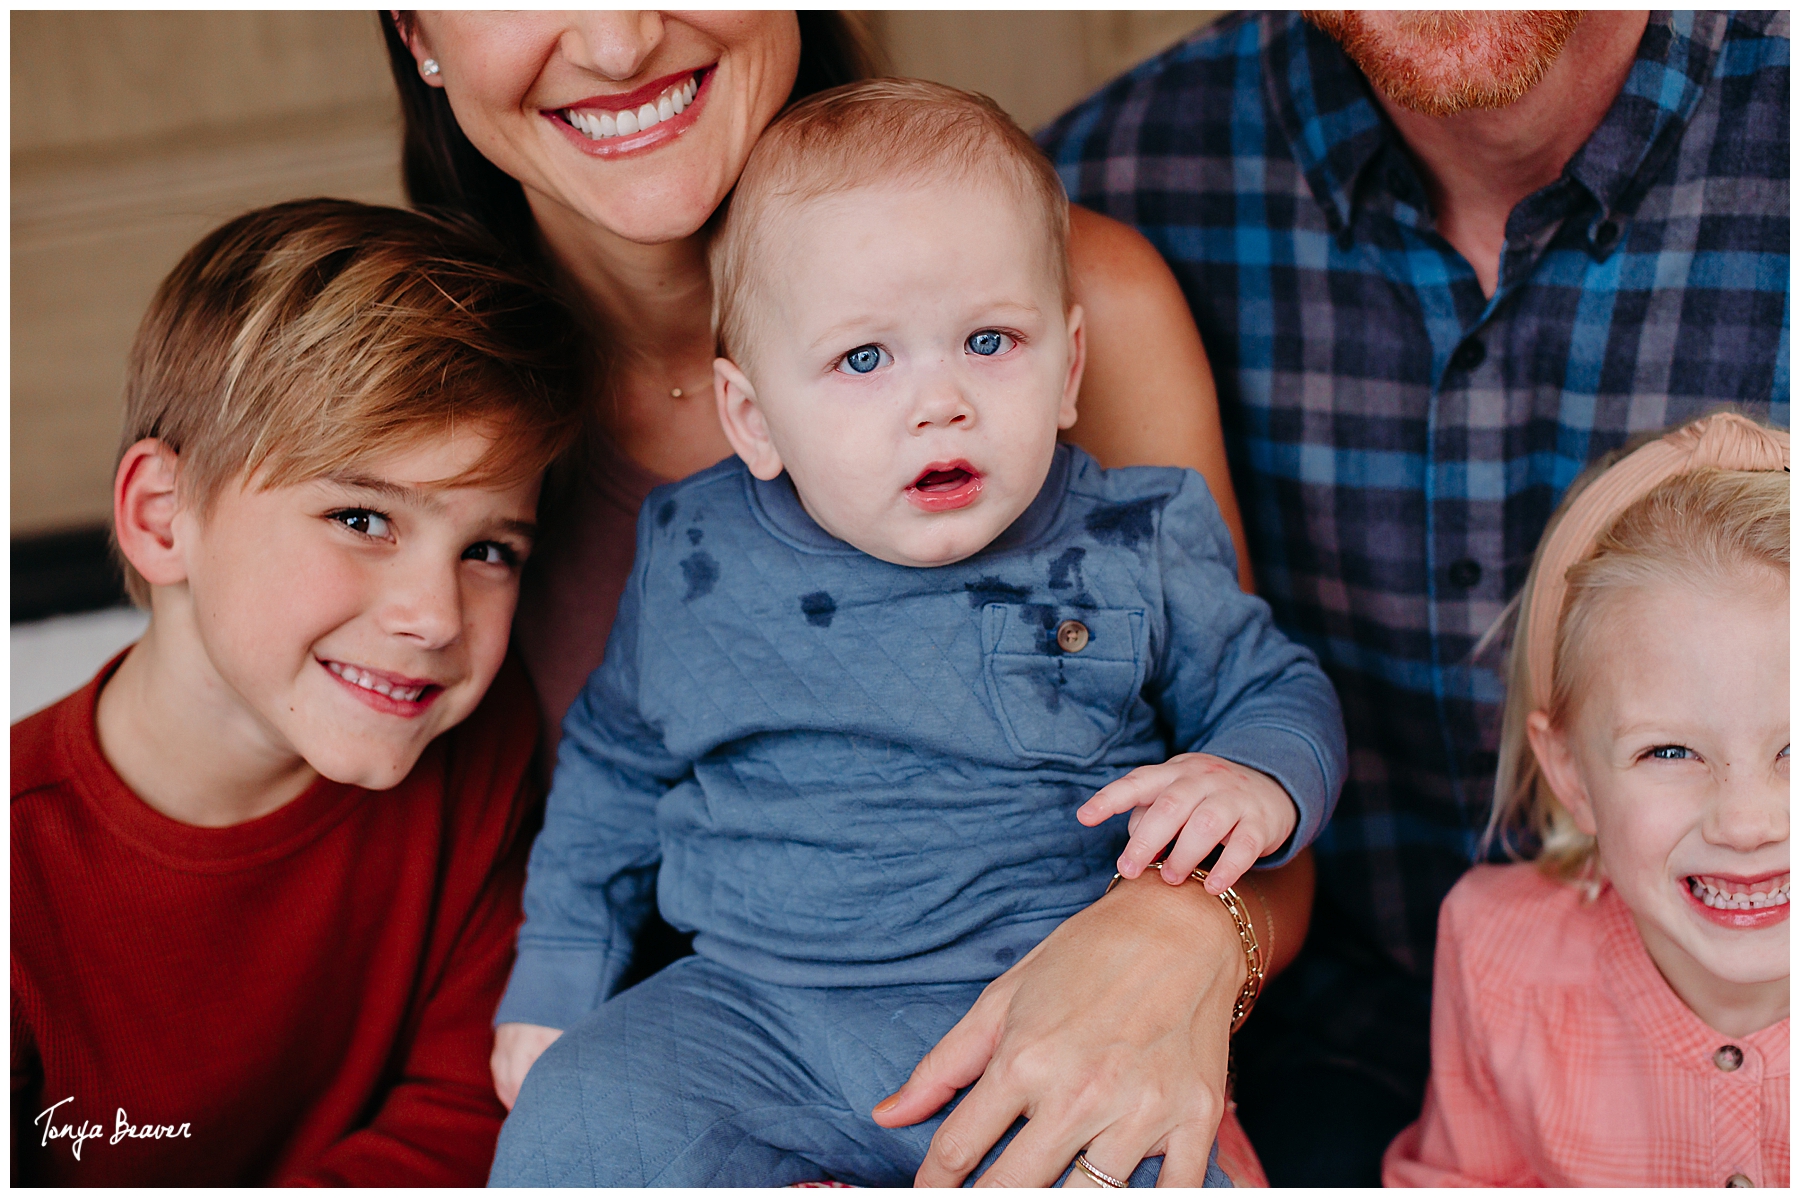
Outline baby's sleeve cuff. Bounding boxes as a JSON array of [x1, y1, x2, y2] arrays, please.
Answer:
[[492, 942, 625, 1031], [1194, 723, 1335, 868]]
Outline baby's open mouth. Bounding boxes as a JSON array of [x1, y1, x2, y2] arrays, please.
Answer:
[[560, 69, 704, 141], [912, 465, 977, 493], [1686, 872, 1790, 911]]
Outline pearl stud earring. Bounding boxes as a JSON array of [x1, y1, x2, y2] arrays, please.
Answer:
[[421, 58, 440, 77]]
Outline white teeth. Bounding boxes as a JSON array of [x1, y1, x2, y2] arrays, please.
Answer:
[[1688, 875, 1791, 910], [562, 73, 698, 141], [326, 660, 426, 704]]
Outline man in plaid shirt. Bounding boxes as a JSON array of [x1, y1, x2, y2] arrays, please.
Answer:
[[1041, 11, 1787, 1184]]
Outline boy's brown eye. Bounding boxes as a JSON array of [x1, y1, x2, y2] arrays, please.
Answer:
[[329, 508, 391, 539], [463, 541, 520, 567]]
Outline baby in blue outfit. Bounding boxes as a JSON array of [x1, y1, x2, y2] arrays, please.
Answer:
[[490, 79, 1347, 1188]]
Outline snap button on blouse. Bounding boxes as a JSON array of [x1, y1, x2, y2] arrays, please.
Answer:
[[1726, 1173, 1754, 1187], [1056, 619, 1090, 653], [1714, 1044, 1745, 1071]]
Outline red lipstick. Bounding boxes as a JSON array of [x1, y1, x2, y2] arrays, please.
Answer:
[[546, 65, 711, 159]]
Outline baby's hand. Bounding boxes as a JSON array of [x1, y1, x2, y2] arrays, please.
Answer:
[[1076, 753, 1297, 893], [491, 1021, 564, 1110]]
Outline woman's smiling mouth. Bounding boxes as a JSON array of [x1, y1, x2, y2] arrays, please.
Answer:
[[551, 67, 710, 153]]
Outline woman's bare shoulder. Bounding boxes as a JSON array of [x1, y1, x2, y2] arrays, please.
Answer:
[[1067, 205, 1189, 313]]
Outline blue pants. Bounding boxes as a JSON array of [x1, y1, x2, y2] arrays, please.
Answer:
[[489, 956, 1228, 1186]]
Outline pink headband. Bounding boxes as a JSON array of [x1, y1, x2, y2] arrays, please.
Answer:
[[1523, 411, 1789, 713]]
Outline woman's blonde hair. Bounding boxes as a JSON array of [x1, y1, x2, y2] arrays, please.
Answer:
[[1484, 413, 1789, 883]]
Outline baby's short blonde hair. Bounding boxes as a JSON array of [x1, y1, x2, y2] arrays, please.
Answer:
[[115, 198, 585, 605], [1485, 414, 1789, 882], [709, 78, 1072, 366]]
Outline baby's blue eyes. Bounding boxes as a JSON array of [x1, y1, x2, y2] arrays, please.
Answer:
[[838, 345, 887, 375], [835, 332, 1016, 374], [1649, 745, 1694, 760]]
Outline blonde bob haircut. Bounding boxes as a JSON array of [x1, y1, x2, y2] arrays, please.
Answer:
[[1484, 414, 1790, 885], [115, 197, 586, 605], [709, 77, 1072, 366]]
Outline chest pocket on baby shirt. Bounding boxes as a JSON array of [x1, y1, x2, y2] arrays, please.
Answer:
[[981, 604, 1148, 766]]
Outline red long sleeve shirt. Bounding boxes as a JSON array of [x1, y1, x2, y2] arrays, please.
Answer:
[[11, 653, 539, 1186]]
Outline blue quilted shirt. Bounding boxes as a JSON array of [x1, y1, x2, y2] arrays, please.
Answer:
[[498, 445, 1346, 1028]]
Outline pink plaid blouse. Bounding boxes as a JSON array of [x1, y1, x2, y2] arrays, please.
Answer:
[[1384, 864, 1788, 1188]]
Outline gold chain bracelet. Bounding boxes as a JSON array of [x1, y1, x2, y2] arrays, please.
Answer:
[[1105, 862, 1265, 1034]]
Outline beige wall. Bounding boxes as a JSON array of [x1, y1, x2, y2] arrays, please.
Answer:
[[11, 11, 1220, 537]]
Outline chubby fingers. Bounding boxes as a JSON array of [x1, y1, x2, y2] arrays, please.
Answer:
[[1076, 765, 1172, 826]]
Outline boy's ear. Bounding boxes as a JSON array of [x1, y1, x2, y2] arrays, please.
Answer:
[[1058, 303, 1086, 431], [714, 357, 785, 481], [113, 438, 190, 589], [1525, 710, 1597, 835]]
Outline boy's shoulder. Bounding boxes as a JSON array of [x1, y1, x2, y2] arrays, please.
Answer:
[[11, 682, 87, 809], [1439, 863, 1609, 989]]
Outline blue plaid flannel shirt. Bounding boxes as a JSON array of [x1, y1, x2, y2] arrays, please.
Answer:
[[1042, 11, 1789, 977]]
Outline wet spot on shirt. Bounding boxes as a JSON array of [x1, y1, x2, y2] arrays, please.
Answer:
[[964, 577, 1032, 608], [1085, 496, 1165, 549], [687, 527, 704, 546], [680, 551, 719, 601], [1046, 546, 1096, 608], [800, 591, 836, 628], [657, 500, 677, 528], [1047, 547, 1086, 590], [994, 946, 1016, 966]]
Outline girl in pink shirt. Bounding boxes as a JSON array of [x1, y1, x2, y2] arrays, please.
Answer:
[[1384, 412, 1788, 1188]]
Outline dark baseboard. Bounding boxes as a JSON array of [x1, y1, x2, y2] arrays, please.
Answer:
[[12, 525, 131, 623]]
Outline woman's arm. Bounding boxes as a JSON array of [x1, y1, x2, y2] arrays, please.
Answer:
[[874, 853, 1313, 1186], [1060, 204, 1253, 593]]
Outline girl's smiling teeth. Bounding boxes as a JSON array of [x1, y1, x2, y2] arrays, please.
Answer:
[[562, 74, 699, 140], [1686, 873, 1790, 910], [324, 660, 432, 704]]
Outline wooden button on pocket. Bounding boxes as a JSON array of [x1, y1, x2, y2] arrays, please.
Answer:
[[1056, 619, 1090, 653]]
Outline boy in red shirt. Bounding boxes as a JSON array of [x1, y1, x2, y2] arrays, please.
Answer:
[[11, 199, 583, 1185]]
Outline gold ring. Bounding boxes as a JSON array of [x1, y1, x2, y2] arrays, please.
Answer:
[[1073, 1151, 1130, 1188]]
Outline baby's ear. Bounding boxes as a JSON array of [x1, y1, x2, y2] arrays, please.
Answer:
[[714, 357, 784, 480], [1058, 304, 1086, 431], [1525, 710, 1598, 835], [113, 438, 189, 589]]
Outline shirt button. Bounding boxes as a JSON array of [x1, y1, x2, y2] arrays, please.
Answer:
[[1056, 619, 1090, 653], [1715, 1044, 1745, 1071], [1447, 559, 1483, 588], [1726, 1174, 1754, 1187], [1594, 220, 1620, 250], [1449, 339, 1486, 372]]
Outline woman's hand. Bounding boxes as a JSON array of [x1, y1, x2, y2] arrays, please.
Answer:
[[870, 871, 1247, 1187], [491, 1021, 564, 1110]]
